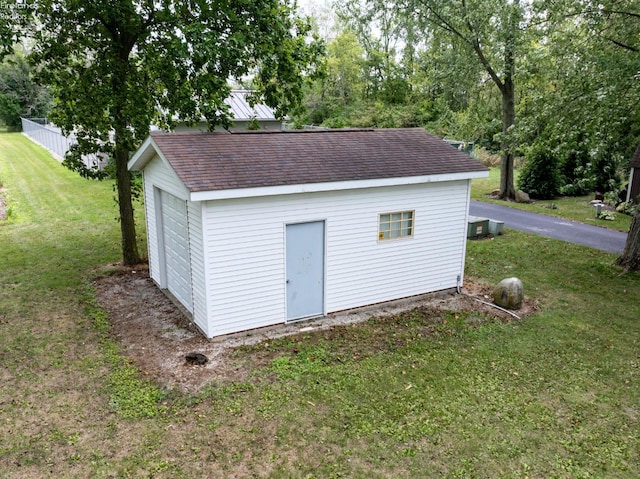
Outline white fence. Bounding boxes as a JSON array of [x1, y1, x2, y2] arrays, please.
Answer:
[[21, 118, 108, 171]]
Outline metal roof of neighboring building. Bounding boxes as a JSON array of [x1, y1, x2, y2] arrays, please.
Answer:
[[225, 90, 277, 121], [129, 128, 488, 196]]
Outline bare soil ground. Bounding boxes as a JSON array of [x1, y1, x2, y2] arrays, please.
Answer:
[[93, 264, 539, 393]]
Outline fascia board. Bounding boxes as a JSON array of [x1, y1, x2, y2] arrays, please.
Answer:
[[190, 170, 489, 202], [128, 136, 157, 171]]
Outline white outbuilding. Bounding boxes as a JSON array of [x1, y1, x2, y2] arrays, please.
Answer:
[[128, 128, 488, 338]]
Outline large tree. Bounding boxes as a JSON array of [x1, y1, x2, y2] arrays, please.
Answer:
[[5, 0, 323, 265], [617, 212, 640, 272], [405, 0, 537, 200], [617, 145, 640, 273], [335, 0, 416, 104]]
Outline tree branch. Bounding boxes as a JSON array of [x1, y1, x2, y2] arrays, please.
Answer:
[[605, 36, 639, 52], [602, 9, 640, 19], [461, 0, 504, 91], [415, 0, 504, 91]]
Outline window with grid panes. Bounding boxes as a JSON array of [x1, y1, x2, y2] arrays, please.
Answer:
[[378, 211, 414, 240]]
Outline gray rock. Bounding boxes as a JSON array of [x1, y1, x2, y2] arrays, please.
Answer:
[[493, 277, 524, 310], [515, 190, 531, 204]]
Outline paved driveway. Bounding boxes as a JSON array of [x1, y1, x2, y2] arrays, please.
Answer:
[[469, 201, 628, 254]]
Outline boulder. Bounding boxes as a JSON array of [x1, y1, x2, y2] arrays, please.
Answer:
[[515, 190, 531, 204], [493, 277, 524, 310]]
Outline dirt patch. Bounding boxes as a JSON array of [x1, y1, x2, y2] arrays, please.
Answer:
[[93, 264, 539, 393]]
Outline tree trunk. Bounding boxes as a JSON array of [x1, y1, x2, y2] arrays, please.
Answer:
[[499, 15, 517, 201], [115, 142, 141, 265], [112, 51, 141, 266], [499, 76, 516, 200], [616, 212, 640, 272]]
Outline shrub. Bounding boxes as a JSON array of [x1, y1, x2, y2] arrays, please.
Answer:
[[617, 201, 640, 216], [518, 146, 561, 199], [472, 147, 501, 167]]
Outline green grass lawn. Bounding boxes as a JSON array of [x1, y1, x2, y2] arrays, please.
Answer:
[[1, 132, 639, 478], [472, 167, 633, 232]]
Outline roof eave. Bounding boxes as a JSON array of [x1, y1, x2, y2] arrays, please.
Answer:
[[189, 170, 489, 202], [128, 136, 158, 171]]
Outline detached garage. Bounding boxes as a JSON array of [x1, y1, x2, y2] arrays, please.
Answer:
[[128, 128, 488, 338]]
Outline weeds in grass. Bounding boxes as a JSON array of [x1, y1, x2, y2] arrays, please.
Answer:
[[81, 283, 166, 418], [1, 132, 639, 478]]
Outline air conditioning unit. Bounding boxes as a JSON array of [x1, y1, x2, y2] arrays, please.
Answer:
[[488, 219, 504, 236], [467, 216, 490, 239]]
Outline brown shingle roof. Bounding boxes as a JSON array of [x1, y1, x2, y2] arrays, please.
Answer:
[[145, 128, 487, 192]]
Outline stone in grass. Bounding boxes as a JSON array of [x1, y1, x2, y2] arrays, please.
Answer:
[[185, 352, 208, 365], [493, 277, 524, 310], [515, 190, 531, 204]]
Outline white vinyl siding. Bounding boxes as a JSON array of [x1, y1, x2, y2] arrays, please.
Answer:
[[141, 152, 473, 338], [202, 181, 470, 337], [186, 201, 208, 335]]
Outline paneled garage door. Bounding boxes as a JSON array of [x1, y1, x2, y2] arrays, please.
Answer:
[[161, 191, 193, 312]]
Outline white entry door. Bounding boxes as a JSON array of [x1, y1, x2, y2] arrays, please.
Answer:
[[161, 191, 193, 312], [286, 221, 325, 321]]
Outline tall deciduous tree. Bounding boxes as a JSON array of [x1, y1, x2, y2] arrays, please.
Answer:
[[617, 144, 640, 272], [325, 32, 366, 105], [406, 0, 536, 200], [335, 0, 415, 103], [617, 212, 640, 272], [9, 0, 323, 265]]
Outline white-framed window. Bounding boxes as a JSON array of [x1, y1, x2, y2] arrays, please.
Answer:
[[378, 210, 414, 240]]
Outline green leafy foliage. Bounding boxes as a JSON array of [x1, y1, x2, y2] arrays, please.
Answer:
[[12, 0, 324, 264], [617, 201, 640, 216], [0, 54, 51, 130], [518, 145, 562, 199], [300, 0, 638, 202], [516, 1, 639, 194], [107, 365, 165, 419]]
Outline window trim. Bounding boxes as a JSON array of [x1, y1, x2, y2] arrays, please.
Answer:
[[378, 210, 415, 241]]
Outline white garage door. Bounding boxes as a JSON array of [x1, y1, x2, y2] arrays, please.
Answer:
[[161, 191, 193, 312]]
